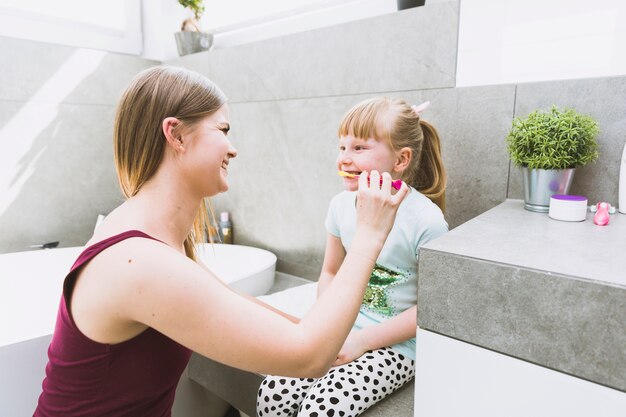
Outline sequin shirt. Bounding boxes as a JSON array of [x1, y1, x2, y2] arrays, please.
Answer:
[[325, 187, 448, 359]]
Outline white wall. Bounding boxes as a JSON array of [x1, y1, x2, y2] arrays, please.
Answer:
[[141, 0, 188, 61], [141, 0, 397, 61], [0, 0, 142, 55], [457, 0, 626, 86], [3, 0, 625, 83]]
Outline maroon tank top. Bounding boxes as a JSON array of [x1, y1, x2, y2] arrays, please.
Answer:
[[34, 231, 192, 417]]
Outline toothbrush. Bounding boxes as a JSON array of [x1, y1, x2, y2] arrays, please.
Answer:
[[338, 171, 403, 190]]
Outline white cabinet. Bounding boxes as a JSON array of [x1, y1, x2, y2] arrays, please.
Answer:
[[414, 329, 626, 417]]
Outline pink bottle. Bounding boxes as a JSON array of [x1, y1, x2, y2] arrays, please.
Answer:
[[593, 202, 610, 226]]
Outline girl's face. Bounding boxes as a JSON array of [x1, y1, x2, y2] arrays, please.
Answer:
[[336, 134, 399, 192], [182, 104, 237, 197]]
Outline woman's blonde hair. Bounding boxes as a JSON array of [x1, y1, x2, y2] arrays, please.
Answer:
[[113, 66, 226, 259], [338, 97, 447, 211]]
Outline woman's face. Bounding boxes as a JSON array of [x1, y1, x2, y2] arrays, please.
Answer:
[[336, 135, 398, 192], [182, 104, 237, 197]]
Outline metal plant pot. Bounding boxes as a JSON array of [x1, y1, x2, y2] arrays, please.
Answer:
[[174, 31, 213, 56], [522, 167, 576, 212]]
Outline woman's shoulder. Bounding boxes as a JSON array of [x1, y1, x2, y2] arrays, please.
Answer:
[[86, 233, 188, 273], [76, 231, 196, 299]]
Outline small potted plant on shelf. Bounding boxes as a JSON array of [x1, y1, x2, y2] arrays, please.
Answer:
[[175, 0, 213, 56], [506, 106, 599, 212]]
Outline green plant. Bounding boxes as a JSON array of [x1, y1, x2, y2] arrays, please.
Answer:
[[506, 106, 600, 169]]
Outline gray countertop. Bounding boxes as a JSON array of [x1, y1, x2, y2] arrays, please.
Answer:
[[417, 199, 626, 392], [423, 199, 626, 286]]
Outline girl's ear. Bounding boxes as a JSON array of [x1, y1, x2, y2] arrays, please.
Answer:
[[163, 117, 184, 150], [394, 147, 412, 173]]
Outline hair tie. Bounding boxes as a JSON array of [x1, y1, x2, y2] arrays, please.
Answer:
[[411, 101, 430, 116]]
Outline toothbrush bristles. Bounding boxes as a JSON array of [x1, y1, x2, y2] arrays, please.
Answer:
[[338, 170, 357, 178]]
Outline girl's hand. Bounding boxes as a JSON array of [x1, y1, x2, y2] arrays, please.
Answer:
[[333, 331, 368, 366], [355, 170, 409, 245]]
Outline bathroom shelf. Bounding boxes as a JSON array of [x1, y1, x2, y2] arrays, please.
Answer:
[[417, 199, 626, 392]]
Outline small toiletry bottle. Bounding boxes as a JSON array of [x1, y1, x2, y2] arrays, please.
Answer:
[[618, 144, 626, 214], [218, 212, 233, 244]]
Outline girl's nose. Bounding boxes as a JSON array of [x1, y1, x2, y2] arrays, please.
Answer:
[[228, 141, 237, 158], [337, 151, 351, 165]]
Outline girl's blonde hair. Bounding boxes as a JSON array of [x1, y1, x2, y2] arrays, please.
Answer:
[[338, 97, 447, 211], [113, 66, 226, 260]]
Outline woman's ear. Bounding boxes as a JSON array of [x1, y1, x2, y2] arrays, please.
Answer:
[[162, 117, 184, 150], [394, 147, 412, 173]]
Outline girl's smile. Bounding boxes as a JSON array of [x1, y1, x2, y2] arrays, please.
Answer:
[[337, 135, 398, 192]]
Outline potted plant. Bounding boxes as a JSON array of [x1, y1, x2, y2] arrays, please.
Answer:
[[506, 106, 599, 212], [175, 0, 213, 56]]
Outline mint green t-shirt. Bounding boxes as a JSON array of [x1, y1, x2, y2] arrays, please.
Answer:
[[325, 187, 448, 360]]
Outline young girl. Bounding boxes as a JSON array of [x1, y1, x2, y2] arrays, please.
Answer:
[[257, 97, 448, 417], [33, 68, 408, 417]]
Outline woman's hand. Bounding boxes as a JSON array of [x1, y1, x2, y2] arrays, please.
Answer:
[[354, 170, 409, 247], [333, 330, 368, 366]]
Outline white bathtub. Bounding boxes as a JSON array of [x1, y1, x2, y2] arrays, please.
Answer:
[[0, 242, 276, 417], [0, 242, 276, 347]]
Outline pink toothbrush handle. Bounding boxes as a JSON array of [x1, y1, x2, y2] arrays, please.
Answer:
[[366, 177, 403, 190]]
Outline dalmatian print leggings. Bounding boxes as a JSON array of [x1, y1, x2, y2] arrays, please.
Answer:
[[256, 347, 415, 417]]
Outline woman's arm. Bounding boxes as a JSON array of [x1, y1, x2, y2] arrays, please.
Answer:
[[75, 171, 408, 378], [196, 258, 301, 324], [316, 233, 345, 298], [239, 291, 301, 324], [333, 306, 417, 366]]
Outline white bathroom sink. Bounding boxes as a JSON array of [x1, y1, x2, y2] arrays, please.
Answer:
[[196, 243, 277, 297]]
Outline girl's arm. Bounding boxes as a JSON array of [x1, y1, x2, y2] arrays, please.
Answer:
[[316, 233, 346, 298], [333, 306, 417, 366]]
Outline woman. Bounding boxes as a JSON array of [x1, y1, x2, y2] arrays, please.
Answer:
[[34, 66, 408, 417]]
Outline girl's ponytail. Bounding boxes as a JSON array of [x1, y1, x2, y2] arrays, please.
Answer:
[[410, 119, 447, 212]]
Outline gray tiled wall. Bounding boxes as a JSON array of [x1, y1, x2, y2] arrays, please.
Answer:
[[168, 1, 498, 279], [167, 1, 626, 279], [0, 36, 157, 253], [168, 2, 459, 102], [3, 1, 625, 279]]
